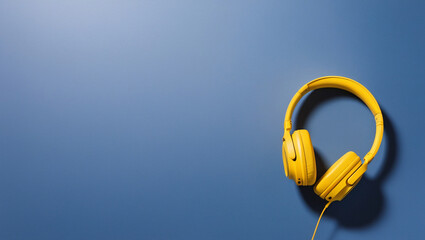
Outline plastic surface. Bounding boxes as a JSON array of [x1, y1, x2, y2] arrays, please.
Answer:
[[299, 130, 316, 185], [282, 76, 384, 201], [314, 152, 361, 201], [283, 76, 384, 163], [283, 129, 318, 186], [291, 130, 316, 186], [283, 131, 296, 160], [347, 164, 368, 186]]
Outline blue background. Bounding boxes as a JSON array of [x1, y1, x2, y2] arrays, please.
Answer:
[[0, 1, 424, 239]]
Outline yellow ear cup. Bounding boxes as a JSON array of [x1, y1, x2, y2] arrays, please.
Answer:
[[283, 139, 299, 184], [282, 141, 290, 177], [314, 151, 362, 201], [299, 130, 316, 185], [292, 130, 316, 186]]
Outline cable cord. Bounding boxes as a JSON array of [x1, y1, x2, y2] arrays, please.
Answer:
[[311, 201, 332, 240]]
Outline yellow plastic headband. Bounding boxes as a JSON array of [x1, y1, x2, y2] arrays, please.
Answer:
[[284, 76, 384, 164]]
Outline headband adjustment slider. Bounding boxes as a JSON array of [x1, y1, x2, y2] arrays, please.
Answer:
[[375, 113, 383, 126], [364, 153, 374, 164], [284, 120, 292, 131]]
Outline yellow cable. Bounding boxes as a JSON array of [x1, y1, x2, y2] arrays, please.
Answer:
[[311, 201, 332, 240]]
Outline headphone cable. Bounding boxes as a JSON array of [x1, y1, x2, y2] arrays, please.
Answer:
[[311, 201, 332, 240]]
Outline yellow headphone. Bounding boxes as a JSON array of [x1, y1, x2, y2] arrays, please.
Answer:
[[282, 76, 384, 202]]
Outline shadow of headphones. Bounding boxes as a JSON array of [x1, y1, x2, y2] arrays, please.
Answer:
[[282, 76, 384, 202]]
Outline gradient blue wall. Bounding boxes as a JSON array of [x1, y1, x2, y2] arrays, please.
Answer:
[[0, 1, 424, 239]]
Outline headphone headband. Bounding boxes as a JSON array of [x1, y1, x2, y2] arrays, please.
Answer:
[[283, 76, 384, 164]]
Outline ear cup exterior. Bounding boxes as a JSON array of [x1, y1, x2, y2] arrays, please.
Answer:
[[283, 140, 299, 182], [314, 151, 362, 201], [299, 130, 316, 185], [282, 141, 289, 177], [291, 131, 305, 185], [292, 130, 316, 186]]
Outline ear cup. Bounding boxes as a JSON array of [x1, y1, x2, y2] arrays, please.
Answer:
[[282, 139, 299, 182], [282, 141, 289, 177], [314, 151, 362, 201], [298, 130, 316, 185], [292, 130, 316, 186]]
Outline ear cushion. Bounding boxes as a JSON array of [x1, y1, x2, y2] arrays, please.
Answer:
[[314, 151, 361, 199], [292, 130, 316, 185]]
